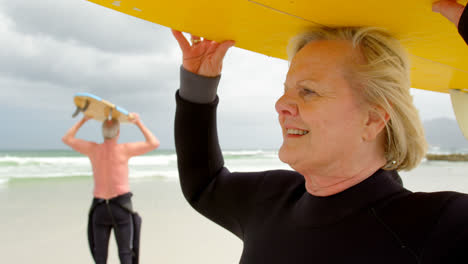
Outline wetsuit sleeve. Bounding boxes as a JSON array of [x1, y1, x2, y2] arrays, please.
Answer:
[[458, 5, 468, 44], [174, 68, 266, 239], [179, 66, 220, 104]]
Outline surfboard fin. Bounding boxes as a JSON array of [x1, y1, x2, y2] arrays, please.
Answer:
[[72, 100, 90, 118], [449, 89, 468, 140]]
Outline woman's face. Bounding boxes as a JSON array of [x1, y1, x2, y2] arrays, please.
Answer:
[[275, 40, 369, 173]]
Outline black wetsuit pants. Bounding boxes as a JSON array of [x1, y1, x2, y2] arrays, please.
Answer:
[[89, 194, 134, 264]]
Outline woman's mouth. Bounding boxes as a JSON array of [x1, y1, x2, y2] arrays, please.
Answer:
[[286, 128, 309, 136]]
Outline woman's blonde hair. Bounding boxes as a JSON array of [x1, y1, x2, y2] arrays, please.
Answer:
[[287, 27, 427, 171]]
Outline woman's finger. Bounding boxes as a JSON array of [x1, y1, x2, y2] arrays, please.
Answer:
[[213, 40, 236, 63], [206, 41, 219, 54], [171, 29, 191, 52], [191, 35, 202, 45]]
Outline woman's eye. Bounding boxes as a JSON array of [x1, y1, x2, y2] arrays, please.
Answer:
[[300, 88, 317, 96]]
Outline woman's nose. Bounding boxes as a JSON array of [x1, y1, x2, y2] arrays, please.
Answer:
[[275, 95, 298, 116]]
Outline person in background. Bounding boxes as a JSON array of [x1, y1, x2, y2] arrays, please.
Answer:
[[62, 113, 159, 264], [172, 0, 468, 263]]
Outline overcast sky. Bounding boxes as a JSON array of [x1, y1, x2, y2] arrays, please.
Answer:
[[0, 0, 458, 150]]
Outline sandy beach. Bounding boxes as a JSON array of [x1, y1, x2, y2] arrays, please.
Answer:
[[1, 177, 242, 263], [1, 151, 468, 264]]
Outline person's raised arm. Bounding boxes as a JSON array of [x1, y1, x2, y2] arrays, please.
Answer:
[[172, 30, 236, 201], [433, 0, 468, 45], [433, 0, 465, 27], [62, 116, 96, 155], [173, 30, 262, 239], [171, 30, 235, 77], [171, 30, 235, 104], [123, 113, 159, 157]]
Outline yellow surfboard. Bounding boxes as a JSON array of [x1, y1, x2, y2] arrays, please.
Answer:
[[73, 93, 133, 123], [85, 0, 468, 92], [84, 0, 468, 138]]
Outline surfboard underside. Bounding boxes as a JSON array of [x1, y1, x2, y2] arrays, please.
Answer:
[[74, 93, 131, 123], [85, 0, 468, 93]]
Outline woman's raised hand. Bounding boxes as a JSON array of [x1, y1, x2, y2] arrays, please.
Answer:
[[433, 0, 465, 27], [172, 29, 235, 77]]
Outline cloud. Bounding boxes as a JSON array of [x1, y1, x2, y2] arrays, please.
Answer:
[[0, 0, 461, 150], [0, 0, 184, 149], [0, 0, 172, 54], [0, 6, 181, 110]]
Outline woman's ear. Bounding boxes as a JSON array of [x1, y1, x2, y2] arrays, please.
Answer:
[[362, 106, 390, 141]]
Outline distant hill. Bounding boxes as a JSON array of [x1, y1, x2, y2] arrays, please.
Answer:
[[423, 118, 468, 151]]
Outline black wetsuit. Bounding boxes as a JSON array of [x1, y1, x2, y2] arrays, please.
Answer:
[[174, 8, 468, 263], [88, 192, 141, 264]]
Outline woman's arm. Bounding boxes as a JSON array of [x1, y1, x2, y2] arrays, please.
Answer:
[[433, 0, 468, 43], [172, 30, 265, 238]]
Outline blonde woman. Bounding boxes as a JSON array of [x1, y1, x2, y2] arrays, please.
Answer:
[[172, 1, 468, 262]]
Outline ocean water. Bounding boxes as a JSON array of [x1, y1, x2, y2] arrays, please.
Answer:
[[1, 148, 467, 193], [0, 149, 289, 184]]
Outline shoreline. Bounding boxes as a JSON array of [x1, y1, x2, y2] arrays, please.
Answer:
[[426, 153, 468, 161]]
